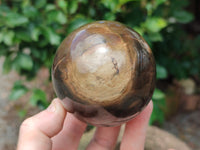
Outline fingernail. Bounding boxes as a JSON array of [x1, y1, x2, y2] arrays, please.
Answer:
[[47, 100, 56, 112]]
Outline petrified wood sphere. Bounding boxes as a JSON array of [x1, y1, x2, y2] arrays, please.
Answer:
[[52, 21, 156, 126]]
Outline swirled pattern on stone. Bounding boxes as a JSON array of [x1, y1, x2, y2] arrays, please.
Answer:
[[52, 21, 156, 126]]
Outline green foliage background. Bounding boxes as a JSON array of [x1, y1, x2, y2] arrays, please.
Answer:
[[0, 0, 199, 124]]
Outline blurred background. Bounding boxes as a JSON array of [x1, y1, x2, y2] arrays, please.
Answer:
[[0, 0, 199, 149]]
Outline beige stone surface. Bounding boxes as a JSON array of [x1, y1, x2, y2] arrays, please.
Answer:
[[79, 125, 191, 150]]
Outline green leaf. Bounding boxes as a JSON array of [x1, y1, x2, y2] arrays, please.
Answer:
[[156, 64, 168, 79], [104, 12, 116, 21], [144, 17, 167, 33], [67, 16, 92, 34], [58, 0, 68, 12], [57, 11, 67, 24], [0, 5, 9, 14], [47, 10, 58, 24], [155, 0, 166, 7], [150, 88, 166, 125], [47, 10, 67, 24], [15, 29, 32, 42], [149, 103, 165, 125], [171, 0, 189, 9], [173, 10, 194, 24], [42, 27, 61, 45], [133, 27, 144, 36], [13, 53, 33, 71], [148, 32, 163, 42], [31, 27, 40, 41], [68, 0, 78, 14], [88, 7, 96, 17], [152, 88, 165, 100], [3, 56, 13, 74], [78, 0, 88, 4], [4, 30, 15, 45], [30, 89, 49, 108], [101, 0, 119, 12], [45, 4, 56, 11], [0, 45, 6, 56], [146, 0, 166, 15], [5, 12, 28, 28], [31, 48, 47, 61], [146, 3, 153, 15], [0, 32, 3, 43], [23, 6, 38, 18], [119, 0, 140, 6], [35, 0, 47, 9], [9, 81, 28, 100]]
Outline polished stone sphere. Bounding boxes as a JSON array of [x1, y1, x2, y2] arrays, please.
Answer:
[[52, 21, 156, 126]]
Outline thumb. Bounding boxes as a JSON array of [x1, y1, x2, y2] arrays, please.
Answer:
[[17, 98, 66, 150]]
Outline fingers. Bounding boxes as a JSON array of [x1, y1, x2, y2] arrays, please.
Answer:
[[120, 100, 153, 150], [52, 113, 87, 150], [17, 98, 66, 150], [86, 126, 121, 150], [17, 98, 153, 150]]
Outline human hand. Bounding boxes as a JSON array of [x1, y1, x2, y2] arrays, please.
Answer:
[[17, 98, 153, 150]]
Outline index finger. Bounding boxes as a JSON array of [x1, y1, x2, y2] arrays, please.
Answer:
[[17, 98, 66, 150], [120, 100, 153, 150]]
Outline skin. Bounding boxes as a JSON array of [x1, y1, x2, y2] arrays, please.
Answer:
[[17, 98, 153, 150]]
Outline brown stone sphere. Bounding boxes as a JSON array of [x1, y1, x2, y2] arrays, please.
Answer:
[[52, 21, 156, 126]]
